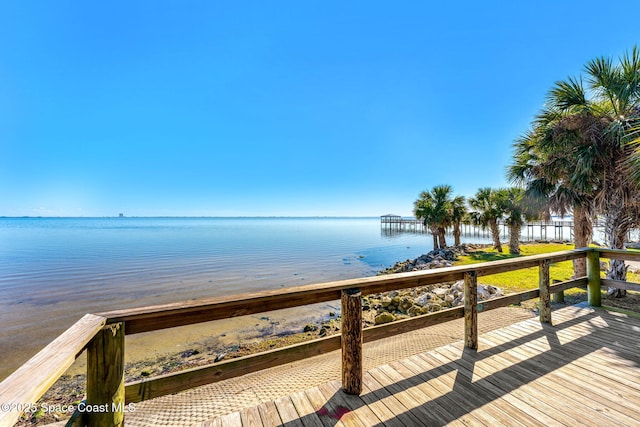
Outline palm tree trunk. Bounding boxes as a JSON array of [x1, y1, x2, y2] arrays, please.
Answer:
[[572, 204, 593, 278], [430, 226, 439, 250], [604, 202, 630, 297], [489, 219, 502, 253], [508, 224, 521, 255], [453, 222, 461, 246], [437, 227, 447, 248]]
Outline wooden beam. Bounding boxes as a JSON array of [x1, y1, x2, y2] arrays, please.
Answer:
[[597, 248, 640, 261], [601, 279, 640, 292], [341, 288, 362, 395], [464, 271, 478, 350], [0, 314, 106, 427], [86, 322, 125, 427]]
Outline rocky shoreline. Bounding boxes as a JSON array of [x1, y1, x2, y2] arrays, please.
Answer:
[[327, 244, 503, 328]]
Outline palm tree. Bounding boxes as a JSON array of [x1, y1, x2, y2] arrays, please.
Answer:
[[450, 195, 467, 246], [413, 185, 459, 249], [468, 188, 505, 252], [509, 47, 640, 294], [509, 110, 598, 276]]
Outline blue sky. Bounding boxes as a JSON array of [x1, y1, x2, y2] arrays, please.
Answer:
[[1, 1, 638, 217]]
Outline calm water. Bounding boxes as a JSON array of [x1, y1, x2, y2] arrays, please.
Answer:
[[3, 216, 490, 378]]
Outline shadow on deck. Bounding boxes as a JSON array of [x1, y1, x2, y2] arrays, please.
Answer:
[[204, 305, 640, 426]]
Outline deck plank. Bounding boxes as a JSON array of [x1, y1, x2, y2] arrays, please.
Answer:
[[239, 406, 263, 427], [256, 401, 283, 427], [317, 380, 385, 426], [303, 386, 348, 427], [274, 396, 306, 427], [361, 372, 428, 427], [371, 364, 473, 426], [288, 391, 325, 427]]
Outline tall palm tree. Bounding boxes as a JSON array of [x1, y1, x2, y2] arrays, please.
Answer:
[[468, 188, 505, 252], [509, 47, 640, 295]]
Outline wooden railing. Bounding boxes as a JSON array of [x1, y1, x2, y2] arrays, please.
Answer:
[[2, 247, 640, 427]]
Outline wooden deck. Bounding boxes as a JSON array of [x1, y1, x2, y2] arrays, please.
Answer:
[[201, 305, 640, 426]]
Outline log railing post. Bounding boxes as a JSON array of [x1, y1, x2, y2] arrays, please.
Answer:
[[86, 322, 125, 427], [587, 250, 602, 307], [464, 271, 478, 350], [341, 288, 362, 395], [539, 259, 552, 323]]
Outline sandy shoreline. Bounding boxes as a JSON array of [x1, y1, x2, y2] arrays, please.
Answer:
[[64, 302, 338, 377]]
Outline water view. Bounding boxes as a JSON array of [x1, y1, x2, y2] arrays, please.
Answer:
[[0, 216, 495, 379]]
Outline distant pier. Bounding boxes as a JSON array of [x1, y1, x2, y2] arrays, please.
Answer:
[[380, 214, 577, 242]]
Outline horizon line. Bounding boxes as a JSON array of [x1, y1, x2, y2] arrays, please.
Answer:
[[0, 215, 388, 219]]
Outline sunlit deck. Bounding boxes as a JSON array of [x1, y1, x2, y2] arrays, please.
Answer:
[[200, 305, 640, 426]]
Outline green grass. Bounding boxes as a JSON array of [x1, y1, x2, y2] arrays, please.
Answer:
[[455, 243, 576, 294], [455, 242, 640, 296]]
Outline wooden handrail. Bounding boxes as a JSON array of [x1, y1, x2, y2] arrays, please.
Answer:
[[98, 248, 590, 335], [596, 248, 640, 260], [0, 314, 107, 427]]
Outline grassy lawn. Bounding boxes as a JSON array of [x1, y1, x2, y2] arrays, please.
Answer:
[[455, 242, 640, 311], [455, 242, 577, 294]]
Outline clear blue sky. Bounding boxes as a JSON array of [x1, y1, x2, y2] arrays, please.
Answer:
[[1, 1, 638, 217]]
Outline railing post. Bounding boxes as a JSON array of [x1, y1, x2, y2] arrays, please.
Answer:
[[86, 322, 125, 427], [587, 250, 602, 307], [341, 288, 362, 395], [539, 259, 552, 323], [464, 271, 478, 350]]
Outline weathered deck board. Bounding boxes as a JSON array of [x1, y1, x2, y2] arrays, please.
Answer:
[[199, 305, 640, 426]]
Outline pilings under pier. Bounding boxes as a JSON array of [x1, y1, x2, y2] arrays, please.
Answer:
[[380, 215, 583, 242]]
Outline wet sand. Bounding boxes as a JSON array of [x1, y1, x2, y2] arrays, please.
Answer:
[[62, 302, 339, 377]]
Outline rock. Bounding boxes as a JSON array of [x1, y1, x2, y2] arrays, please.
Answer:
[[303, 324, 318, 333], [214, 353, 227, 363], [407, 305, 425, 316], [374, 312, 395, 325], [398, 297, 413, 313], [451, 280, 464, 292], [415, 292, 431, 305], [427, 303, 442, 312], [433, 288, 448, 298]]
